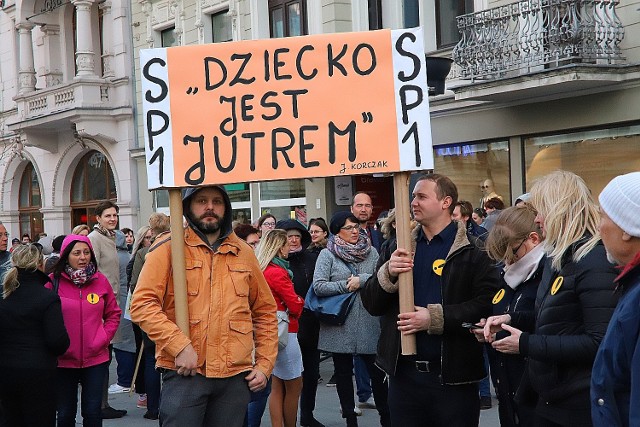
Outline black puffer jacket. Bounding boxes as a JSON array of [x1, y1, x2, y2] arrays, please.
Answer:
[[515, 239, 618, 425], [362, 222, 500, 384]]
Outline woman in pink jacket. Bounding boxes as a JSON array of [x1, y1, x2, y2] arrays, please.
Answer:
[[47, 234, 121, 427], [256, 229, 305, 427]]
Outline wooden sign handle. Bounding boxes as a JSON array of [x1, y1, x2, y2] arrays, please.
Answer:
[[392, 172, 417, 355], [169, 189, 190, 337]]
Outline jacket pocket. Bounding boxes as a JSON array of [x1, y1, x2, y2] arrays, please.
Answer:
[[87, 325, 109, 359], [229, 264, 251, 297], [227, 317, 253, 368], [169, 258, 202, 296]]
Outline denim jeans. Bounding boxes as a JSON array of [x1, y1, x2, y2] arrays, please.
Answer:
[[160, 370, 250, 427], [114, 348, 136, 388], [243, 377, 272, 427], [353, 355, 372, 402], [478, 348, 491, 398], [143, 340, 161, 414], [57, 362, 109, 427]]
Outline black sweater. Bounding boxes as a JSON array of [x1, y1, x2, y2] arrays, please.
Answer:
[[0, 269, 69, 369]]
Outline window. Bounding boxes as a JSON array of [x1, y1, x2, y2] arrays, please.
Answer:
[[369, 0, 383, 30], [434, 141, 511, 208], [161, 28, 178, 47], [435, 0, 473, 48], [269, 0, 307, 38], [212, 10, 232, 42], [70, 150, 117, 228], [524, 126, 640, 197], [404, 0, 419, 28], [18, 163, 44, 240]]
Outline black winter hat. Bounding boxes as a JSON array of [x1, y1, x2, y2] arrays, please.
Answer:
[[329, 211, 358, 235]]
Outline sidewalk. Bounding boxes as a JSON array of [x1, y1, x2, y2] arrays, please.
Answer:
[[101, 358, 500, 427]]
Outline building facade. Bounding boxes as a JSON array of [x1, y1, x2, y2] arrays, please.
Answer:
[[0, 0, 138, 238], [2, 0, 638, 237]]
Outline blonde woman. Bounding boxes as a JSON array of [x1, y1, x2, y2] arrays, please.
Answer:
[[71, 224, 91, 236], [0, 245, 70, 427], [256, 229, 304, 427], [471, 204, 545, 427], [483, 171, 618, 427]]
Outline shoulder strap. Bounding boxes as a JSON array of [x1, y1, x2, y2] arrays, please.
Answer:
[[338, 257, 358, 276], [53, 276, 60, 294]]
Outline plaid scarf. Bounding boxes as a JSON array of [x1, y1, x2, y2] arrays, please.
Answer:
[[94, 223, 116, 238], [327, 233, 371, 264]]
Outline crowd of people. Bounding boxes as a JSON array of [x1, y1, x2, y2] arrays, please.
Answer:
[[1, 169, 639, 427]]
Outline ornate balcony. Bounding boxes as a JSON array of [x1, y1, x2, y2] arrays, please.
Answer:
[[450, 0, 632, 101]]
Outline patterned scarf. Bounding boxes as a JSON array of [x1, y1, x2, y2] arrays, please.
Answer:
[[94, 223, 116, 238], [271, 257, 294, 280], [64, 263, 97, 286], [327, 233, 371, 264]]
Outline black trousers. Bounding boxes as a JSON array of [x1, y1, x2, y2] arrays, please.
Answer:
[[0, 367, 56, 427], [299, 347, 321, 421], [388, 359, 480, 427]]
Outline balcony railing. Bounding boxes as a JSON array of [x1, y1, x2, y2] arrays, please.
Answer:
[[452, 0, 625, 81]]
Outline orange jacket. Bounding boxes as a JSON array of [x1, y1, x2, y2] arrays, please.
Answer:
[[130, 227, 278, 378]]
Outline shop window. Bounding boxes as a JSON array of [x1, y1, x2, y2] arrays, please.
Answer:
[[269, 0, 307, 38], [70, 150, 117, 228], [435, 0, 473, 48], [434, 141, 510, 209], [18, 163, 44, 240], [524, 125, 640, 197]]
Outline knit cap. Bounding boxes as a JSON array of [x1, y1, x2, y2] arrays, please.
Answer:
[[598, 172, 640, 237]]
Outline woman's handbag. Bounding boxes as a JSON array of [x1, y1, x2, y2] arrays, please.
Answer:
[[304, 259, 358, 326], [276, 310, 289, 350]]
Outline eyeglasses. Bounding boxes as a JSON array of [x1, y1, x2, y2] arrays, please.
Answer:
[[511, 237, 528, 257], [309, 230, 325, 234], [262, 222, 276, 228], [341, 224, 361, 232]]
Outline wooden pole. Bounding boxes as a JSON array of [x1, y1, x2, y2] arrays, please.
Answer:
[[169, 189, 190, 337], [392, 172, 417, 355]]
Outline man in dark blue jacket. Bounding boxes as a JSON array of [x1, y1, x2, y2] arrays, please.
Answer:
[[592, 171, 640, 427], [362, 173, 499, 427]]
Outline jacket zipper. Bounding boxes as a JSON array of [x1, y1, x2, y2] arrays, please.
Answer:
[[79, 286, 84, 367]]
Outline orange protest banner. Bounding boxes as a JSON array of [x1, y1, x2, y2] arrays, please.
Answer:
[[141, 28, 432, 190]]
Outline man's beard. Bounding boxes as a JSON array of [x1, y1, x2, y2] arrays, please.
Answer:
[[188, 210, 223, 234]]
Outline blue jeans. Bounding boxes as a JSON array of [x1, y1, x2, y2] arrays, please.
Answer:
[[114, 348, 136, 388], [353, 355, 372, 402], [143, 340, 161, 414], [56, 362, 109, 427], [243, 377, 272, 427], [478, 348, 491, 398]]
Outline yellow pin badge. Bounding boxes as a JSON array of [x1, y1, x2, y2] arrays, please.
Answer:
[[87, 293, 100, 304], [492, 289, 506, 304], [432, 259, 446, 276], [550, 277, 563, 295]]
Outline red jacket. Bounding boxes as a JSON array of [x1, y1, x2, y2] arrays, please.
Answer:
[[47, 270, 121, 368], [263, 263, 304, 333]]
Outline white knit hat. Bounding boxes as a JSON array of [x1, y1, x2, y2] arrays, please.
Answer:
[[599, 172, 640, 237]]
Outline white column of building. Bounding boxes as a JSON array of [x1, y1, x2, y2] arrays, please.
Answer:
[[99, 1, 114, 78], [16, 22, 36, 94], [73, 0, 97, 77]]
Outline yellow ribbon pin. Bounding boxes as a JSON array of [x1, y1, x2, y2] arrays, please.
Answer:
[[87, 293, 100, 304], [550, 277, 564, 295], [492, 289, 506, 304], [432, 259, 446, 276]]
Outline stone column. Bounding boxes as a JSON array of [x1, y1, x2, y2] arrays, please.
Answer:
[[41, 24, 63, 87], [99, 1, 114, 78], [73, 0, 97, 77], [16, 22, 36, 94]]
